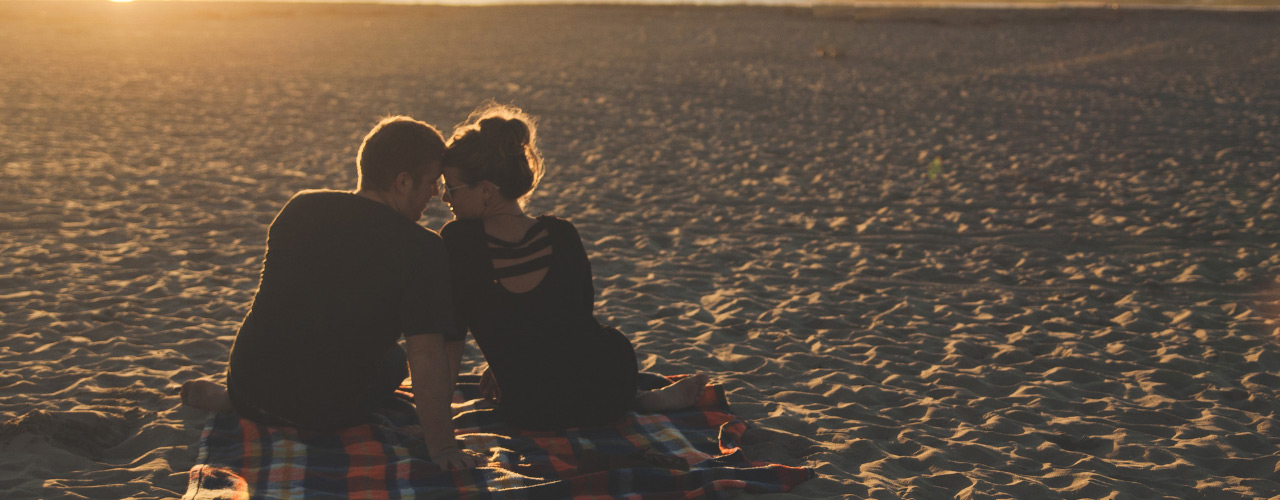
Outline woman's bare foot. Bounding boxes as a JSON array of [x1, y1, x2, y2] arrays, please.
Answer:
[[635, 374, 710, 413], [181, 380, 235, 412]]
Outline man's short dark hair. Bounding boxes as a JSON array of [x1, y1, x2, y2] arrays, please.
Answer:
[[357, 116, 446, 191]]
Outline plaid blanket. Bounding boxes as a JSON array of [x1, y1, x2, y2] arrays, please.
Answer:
[[183, 375, 813, 499]]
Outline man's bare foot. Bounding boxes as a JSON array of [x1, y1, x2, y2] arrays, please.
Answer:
[[181, 380, 235, 412], [635, 374, 710, 413]]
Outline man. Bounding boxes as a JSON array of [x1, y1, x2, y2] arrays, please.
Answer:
[[181, 116, 484, 470]]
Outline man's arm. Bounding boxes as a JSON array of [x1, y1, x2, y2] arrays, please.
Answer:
[[404, 333, 485, 470]]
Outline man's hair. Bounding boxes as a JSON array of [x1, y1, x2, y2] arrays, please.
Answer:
[[357, 116, 446, 191]]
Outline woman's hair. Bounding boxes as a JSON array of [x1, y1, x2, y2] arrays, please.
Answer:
[[357, 115, 445, 191], [444, 103, 544, 205]]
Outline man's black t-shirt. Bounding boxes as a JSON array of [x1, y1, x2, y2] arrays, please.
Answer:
[[226, 190, 457, 430]]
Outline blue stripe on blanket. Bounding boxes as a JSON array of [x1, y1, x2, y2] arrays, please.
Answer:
[[183, 375, 813, 500]]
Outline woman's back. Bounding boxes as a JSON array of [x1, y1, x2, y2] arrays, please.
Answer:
[[482, 215, 553, 294], [442, 215, 597, 338], [442, 215, 638, 429]]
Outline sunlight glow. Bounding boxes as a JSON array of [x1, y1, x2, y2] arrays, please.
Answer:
[[109, 0, 135, 3]]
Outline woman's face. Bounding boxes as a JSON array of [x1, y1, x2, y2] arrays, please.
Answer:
[[441, 167, 483, 220]]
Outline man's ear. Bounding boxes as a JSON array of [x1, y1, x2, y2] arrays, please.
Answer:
[[395, 171, 414, 192]]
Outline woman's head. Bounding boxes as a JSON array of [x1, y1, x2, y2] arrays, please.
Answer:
[[443, 103, 544, 207]]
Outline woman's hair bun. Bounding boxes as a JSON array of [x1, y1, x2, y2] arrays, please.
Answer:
[[446, 103, 545, 206], [478, 117, 531, 159]]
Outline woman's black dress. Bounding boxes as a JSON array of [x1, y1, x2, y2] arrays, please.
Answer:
[[441, 215, 638, 430]]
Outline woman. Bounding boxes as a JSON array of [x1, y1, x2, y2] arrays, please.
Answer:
[[439, 104, 708, 430]]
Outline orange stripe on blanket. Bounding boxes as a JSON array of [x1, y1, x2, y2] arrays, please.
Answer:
[[342, 425, 389, 500], [239, 418, 261, 487]]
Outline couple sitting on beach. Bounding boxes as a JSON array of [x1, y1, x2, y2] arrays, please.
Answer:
[[180, 104, 709, 470]]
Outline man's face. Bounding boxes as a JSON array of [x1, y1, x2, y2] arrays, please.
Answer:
[[399, 160, 442, 221]]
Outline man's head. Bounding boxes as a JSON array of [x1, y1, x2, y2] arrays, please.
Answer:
[[356, 116, 446, 220]]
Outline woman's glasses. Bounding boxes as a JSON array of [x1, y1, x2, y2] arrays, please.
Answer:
[[439, 180, 473, 198]]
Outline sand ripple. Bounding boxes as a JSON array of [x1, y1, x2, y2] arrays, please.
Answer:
[[2, 3, 1279, 499]]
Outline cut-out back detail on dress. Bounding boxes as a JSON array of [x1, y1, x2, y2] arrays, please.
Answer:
[[441, 215, 640, 430], [487, 221, 553, 282]]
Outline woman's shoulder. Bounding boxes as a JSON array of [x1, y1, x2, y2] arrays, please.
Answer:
[[535, 215, 588, 249], [535, 214, 578, 232]]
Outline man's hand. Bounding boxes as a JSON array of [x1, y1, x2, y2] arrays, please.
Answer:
[[430, 447, 488, 470], [479, 365, 501, 403]]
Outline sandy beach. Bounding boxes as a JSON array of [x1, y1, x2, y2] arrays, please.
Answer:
[[2, 1, 1278, 498]]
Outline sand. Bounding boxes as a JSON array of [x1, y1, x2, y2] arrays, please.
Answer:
[[2, 1, 1278, 498]]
